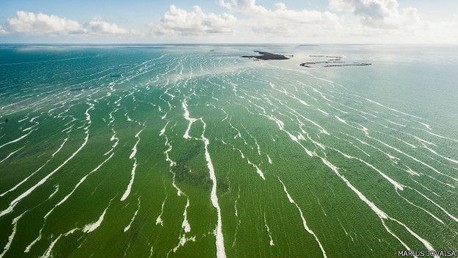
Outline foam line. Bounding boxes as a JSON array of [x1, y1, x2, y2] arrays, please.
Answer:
[[200, 118, 226, 258], [0, 137, 67, 198], [182, 99, 197, 139], [264, 214, 275, 246], [0, 129, 34, 150], [0, 131, 89, 218], [124, 198, 141, 232], [278, 178, 327, 258], [0, 213, 24, 258], [120, 158, 137, 202], [0, 145, 26, 164]]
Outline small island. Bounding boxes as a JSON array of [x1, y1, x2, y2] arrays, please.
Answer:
[[242, 51, 289, 60]]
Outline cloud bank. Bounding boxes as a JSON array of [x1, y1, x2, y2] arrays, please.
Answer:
[[4, 11, 128, 36], [152, 5, 236, 36], [151, 1, 341, 41], [219, 0, 267, 13], [85, 18, 128, 35], [237, 3, 341, 35], [0, 0, 456, 44], [330, 0, 421, 28], [6, 11, 85, 34]]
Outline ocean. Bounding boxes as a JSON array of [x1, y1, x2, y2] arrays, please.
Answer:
[[0, 44, 457, 257]]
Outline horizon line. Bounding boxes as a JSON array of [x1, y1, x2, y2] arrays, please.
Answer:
[[1, 42, 457, 46]]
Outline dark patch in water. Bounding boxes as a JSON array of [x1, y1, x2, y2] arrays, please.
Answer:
[[174, 162, 211, 188], [167, 143, 229, 193]]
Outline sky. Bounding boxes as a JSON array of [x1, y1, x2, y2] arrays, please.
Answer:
[[0, 0, 457, 44]]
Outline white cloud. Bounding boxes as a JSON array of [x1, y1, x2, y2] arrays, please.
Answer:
[[152, 5, 236, 36], [218, 1, 340, 37], [330, 0, 422, 28], [218, 0, 267, 13], [150, 1, 341, 42], [254, 4, 339, 32], [85, 18, 128, 35], [1, 2, 455, 44], [4, 11, 129, 36], [6, 11, 86, 34]]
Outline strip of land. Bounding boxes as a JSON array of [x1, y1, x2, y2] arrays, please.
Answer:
[[300, 54, 371, 68]]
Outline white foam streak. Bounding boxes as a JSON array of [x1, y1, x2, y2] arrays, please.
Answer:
[[160, 121, 169, 136], [57, 153, 113, 208], [40, 235, 61, 258], [267, 154, 273, 164], [83, 206, 109, 233], [0, 132, 88, 218], [200, 119, 226, 258], [318, 157, 388, 219], [385, 119, 406, 127], [156, 196, 166, 226], [380, 220, 412, 254], [391, 218, 438, 257], [121, 127, 144, 202], [0, 129, 34, 150], [182, 99, 197, 139], [330, 147, 404, 190], [422, 144, 458, 164], [0, 213, 24, 258], [0, 145, 26, 164], [130, 129, 144, 159], [404, 166, 421, 176], [395, 189, 444, 224], [317, 108, 329, 116], [278, 178, 327, 258], [237, 149, 265, 180], [335, 116, 347, 124], [409, 187, 458, 223], [367, 135, 458, 183], [172, 236, 196, 253], [419, 122, 432, 131], [412, 135, 436, 146], [120, 158, 137, 201], [423, 130, 458, 143], [365, 98, 424, 120], [280, 103, 329, 135], [264, 114, 313, 157], [318, 156, 439, 254], [411, 179, 440, 197], [124, 198, 141, 232], [0, 138, 68, 197], [264, 214, 275, 246], [182, 199, 191, 233]]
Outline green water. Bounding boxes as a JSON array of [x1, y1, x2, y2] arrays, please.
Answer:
[[0, 45, 457, 258]]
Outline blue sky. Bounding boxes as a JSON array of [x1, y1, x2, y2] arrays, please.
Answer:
[[0, 0, 457, 44]]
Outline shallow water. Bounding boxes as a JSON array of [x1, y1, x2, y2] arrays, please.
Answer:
[[0, 44, 457, 258]]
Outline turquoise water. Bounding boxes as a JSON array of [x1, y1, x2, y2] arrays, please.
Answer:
[[0, 45, 457, 257]]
